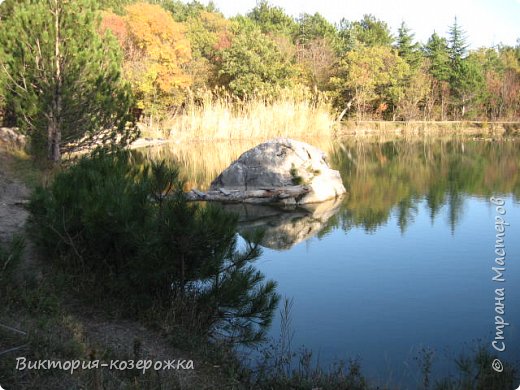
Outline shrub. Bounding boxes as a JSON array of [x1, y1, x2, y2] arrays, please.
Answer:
[[28, 150, 279, 343]]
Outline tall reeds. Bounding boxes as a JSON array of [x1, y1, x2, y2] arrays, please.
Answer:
[[139, 88, 338, 141]]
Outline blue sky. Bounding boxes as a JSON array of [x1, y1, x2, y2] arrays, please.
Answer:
[[193, 0, 520, 49]]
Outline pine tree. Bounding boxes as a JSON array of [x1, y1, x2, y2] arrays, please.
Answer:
[[396, 22, 421, 69], [447, 17, 468, 64], [424, 32, 452, 119], [28, 151, 280, 343], [0, 0, 135, 162], [455, 54, 485, 118], [447, 18, 473, 118], [424, 32, 451, 82]]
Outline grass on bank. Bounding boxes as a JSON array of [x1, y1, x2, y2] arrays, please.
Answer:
[[5, 98, 520, 157], [0, 146, 46, 188], [0, 256, 233, 389], [139, 88, 338, 141], [339, 120, 520, 136], [135, 87, 520, 142]]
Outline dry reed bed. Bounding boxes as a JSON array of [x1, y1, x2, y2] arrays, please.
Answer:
[[139, 90, 338, 141]]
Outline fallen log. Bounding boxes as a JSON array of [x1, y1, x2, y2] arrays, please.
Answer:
[[186, 185, 311, 205]]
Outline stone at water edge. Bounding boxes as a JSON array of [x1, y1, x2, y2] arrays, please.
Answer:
[[0, 127, 26, 148], [210, 138, 346, 204]]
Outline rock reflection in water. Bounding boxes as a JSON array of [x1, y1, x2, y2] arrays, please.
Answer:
[[220, 198, 342, 250]]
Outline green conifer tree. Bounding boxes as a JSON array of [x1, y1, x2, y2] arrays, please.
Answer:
[[447, 18, 473, 118], [424, 32, 451, 82], [0, 0, 135, 162], [396, 22, 421, 69], [424, 32, 452, 119], [447, 17, 468, 65]]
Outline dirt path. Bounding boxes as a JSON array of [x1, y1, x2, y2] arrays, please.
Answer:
[[0, 152, 30, 242]]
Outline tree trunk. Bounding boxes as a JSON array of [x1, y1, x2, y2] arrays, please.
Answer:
[[47, 116, 54, 159], [49, 0, 62, 163], [180, 253, 185, 297], [441, 95, 445, 121], [47, 113, 61, 162]]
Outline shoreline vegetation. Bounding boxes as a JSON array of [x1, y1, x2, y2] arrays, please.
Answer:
[[129, 89, 520, 145], [134, 118, 520, 151]]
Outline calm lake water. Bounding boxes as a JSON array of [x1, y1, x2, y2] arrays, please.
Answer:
[[143, 136, 520, 388]]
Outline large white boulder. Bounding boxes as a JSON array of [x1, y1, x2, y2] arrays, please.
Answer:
[[210, 138, 346, 204]]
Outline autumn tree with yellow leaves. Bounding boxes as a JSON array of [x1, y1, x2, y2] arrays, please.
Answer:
[[101, 3, 192, 118]]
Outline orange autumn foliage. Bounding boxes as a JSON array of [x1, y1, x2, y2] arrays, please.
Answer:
[[100, 12, 128, 44], [101, 3, 192, 114]]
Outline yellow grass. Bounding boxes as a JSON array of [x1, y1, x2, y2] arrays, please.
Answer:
[[139, 88, 338, 141], [339, 120, 520, 136]]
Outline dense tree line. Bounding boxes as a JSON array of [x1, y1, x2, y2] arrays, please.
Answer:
[[97, 0, 519, 121], [0, 0, 519, 160]]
